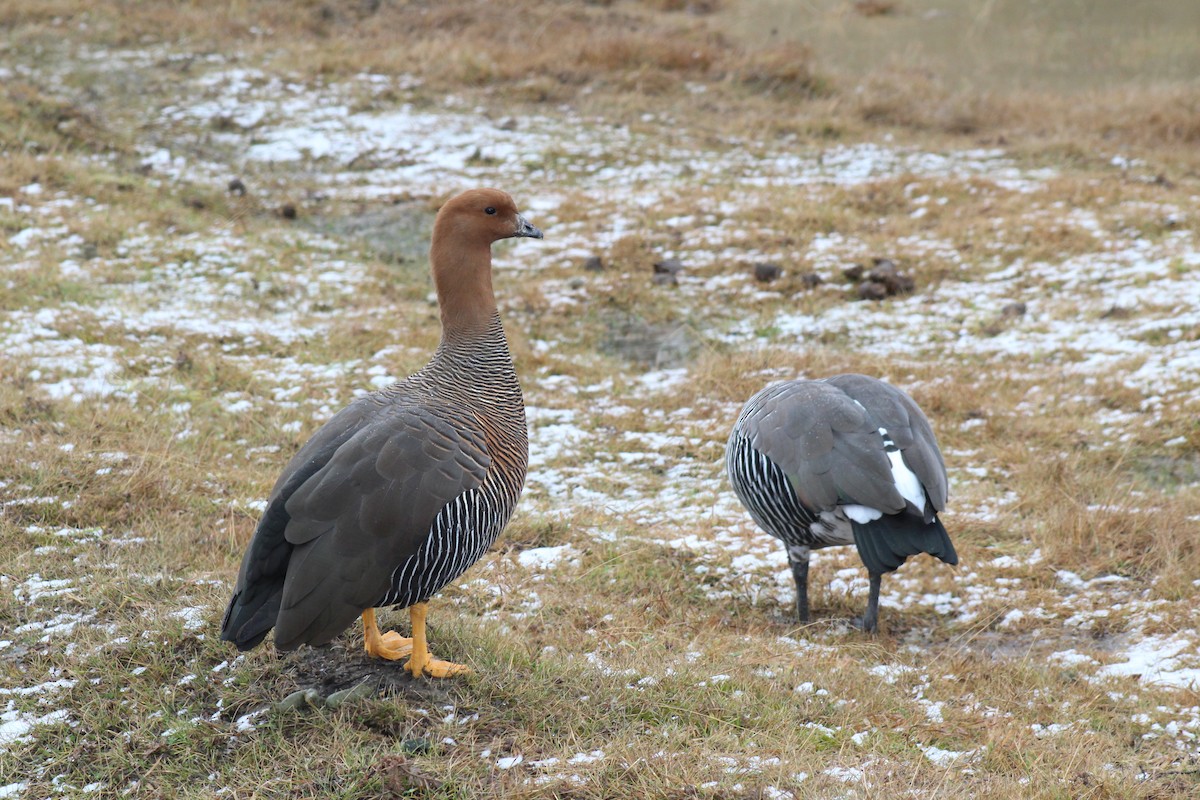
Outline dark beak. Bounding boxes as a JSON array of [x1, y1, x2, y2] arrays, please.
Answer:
[[513, 213, 543, 240]]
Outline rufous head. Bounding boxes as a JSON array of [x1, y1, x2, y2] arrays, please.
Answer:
[[433, 188, 543, 247], [430, 188, 542, 338]]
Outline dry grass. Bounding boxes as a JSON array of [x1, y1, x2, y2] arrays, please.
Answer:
[[2, 1, 1200, 798], [9, 0, 1194, 160], [849, 70, 1200, 159]]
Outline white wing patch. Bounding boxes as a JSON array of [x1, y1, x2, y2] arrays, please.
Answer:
[[887, 449, 926, 513], [843, 504, 883, 523]]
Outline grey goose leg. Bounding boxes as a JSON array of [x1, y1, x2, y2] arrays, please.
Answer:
[[859, 572, 882, 634], [786, 544, 811, 623]]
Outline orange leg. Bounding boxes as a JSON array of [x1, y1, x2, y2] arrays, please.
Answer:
[[405, 602, 470, 679], [362, 608, 412, 661]]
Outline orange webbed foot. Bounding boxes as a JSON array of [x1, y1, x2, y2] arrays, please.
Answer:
[[403, 601, 471, 679], [362, 609, 413, 661]]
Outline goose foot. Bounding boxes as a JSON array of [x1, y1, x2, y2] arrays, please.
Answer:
[[404, 601, 471, 679], [362, 608, 413, 660]]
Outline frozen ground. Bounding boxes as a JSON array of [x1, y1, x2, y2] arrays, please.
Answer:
[[3, 43, 1200, 793]]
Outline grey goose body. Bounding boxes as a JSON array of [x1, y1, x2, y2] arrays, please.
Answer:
[[220, 188, 542, 677], [726, 373, 957, 632]]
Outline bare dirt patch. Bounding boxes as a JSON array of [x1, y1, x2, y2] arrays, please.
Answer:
[[271, 640, 459, 707]]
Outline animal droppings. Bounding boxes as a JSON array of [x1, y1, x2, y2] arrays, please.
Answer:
[[753, 262, 782, 282], [867, 258, 915, 295], [652, 258, 683, 286], [857, 280, 889, 301]]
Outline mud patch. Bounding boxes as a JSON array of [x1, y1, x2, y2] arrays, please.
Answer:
[[599, 310, 701, 368], [276, 640, 460, 706], [305, 200, 434, 272], [1133, 453, 1200, 489]]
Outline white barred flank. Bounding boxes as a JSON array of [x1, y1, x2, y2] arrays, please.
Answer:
[[379, 480, 516, 608], [377, 314, 528, 610], [725, 430, 852, 550]]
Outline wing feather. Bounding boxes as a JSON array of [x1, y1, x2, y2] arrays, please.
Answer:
[[220, 393, 490, 651], [271, 403, 489, 647], [825, 374, 947, 512], [742, 376, 946, 516]]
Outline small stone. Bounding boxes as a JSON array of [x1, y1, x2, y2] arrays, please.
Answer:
[[227, 178, 247, 196], [798, 272, 823, 288], [653, 258, 684, 276], [652, 272, 678, 287], [498, 117, 518, 131], [582, 255, 604, 272], [857, 281, 889, 301], [867, 260, 897, 281], [843, 263, 865, 282], [891, 273, 915, 294], [401, 737, 432, 755], [753, 262, 782, 282], [567, 277, 585, 290], [1100, 305, 1132, 320], [80, 242, 99, 261], [867, 258, 915, 295], [1001, 301, 1026, 319], [279, 203, 298, 220]]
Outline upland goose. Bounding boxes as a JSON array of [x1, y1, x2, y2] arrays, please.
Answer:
[[221, 188, 542, 677], [725, 374, 957, 633]]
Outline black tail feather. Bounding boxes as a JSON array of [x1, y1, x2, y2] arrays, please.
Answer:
[[220, 585, 283, 651], [851, 513, 957, 575]]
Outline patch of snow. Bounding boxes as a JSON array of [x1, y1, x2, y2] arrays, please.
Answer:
[[0, 679, 77, 697], [1031, 722, 1074, 738], [921, 745, 979, 767], [1049, 649, 1100, 668], [868, 664, 914, 684], [567, 750, 605, 765], [823, 765, 866, 783], [13, 574, 74, 602], [0, 705, 72, 752], [1098, 632, 1200, 689], [516, 545, 576, 571], [235, 709, 265, 733], [171, 606, 207, 632]]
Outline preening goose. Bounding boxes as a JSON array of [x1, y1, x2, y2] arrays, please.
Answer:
[[726, 373, 956, 633]]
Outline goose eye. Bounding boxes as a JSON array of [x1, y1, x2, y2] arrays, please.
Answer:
[[484, 206, 497, 215]]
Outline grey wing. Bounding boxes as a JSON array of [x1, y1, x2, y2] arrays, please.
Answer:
[[744, 378, 937, 516], [221, 398, 381, 646], [825, 374, 947, 512], [271, 404, 490, 648]]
